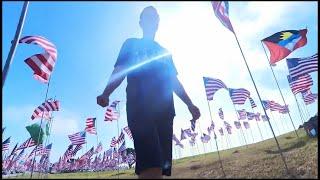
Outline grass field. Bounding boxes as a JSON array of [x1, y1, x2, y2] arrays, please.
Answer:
[[5, 128, 318, 179]]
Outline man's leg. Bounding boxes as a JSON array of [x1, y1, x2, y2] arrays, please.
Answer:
[[138, 167, 162, 179]]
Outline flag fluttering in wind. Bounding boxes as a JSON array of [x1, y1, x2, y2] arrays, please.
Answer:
[[29, 144, 44, 157], [261, 114, 269, 121], [95, 142, 103, 154], [117, 131, 125, 144], [180, 128, 187, 140], [85, 118, 97, 135], [243, 121, 250, 129], [17, 138, 36, 150], [201, 133, 211, 143], [246, 112, 256, 120], [41, 143, 52, 155], [211, 1, 234, 33], [218, 108, 224, 120], [118, 141, 126, 153], [237, 109, 247, 120], [262, 29, 307, 65], [301, 90, 318, 105], [286, 53, 317, 79], [19, 35, 58, 83], [203, 77, 228, 101], [71, 144, 82, 157], [68, 131, 86, 145], [31, 99, 60, 120], [26, 123, 45, 144], [2, 137, 11, 151], [229, 88, 250, 105], [190, 119, 196, 131], [63, 145, 74, 161], [218, 127, 224, 136], [261, 100, 271, 110], [234, 121, 241, 129], [110, 137, 117, 147], [105, 100, 120, 121], [249, 97, 257, 108], [255, 112, 261, 121], [287, 74, 313, 95], [123, 126, 133, 139], [269, 101, 282, 112]]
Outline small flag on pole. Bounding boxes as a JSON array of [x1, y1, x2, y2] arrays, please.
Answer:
[[211, 1, 234, 33]]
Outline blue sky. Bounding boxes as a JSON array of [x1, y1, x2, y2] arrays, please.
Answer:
[[2, 1, 318, 163]]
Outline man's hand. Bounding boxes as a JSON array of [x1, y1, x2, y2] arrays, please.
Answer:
[[97, 93, 109, 107], [188, 104, 200, 120]]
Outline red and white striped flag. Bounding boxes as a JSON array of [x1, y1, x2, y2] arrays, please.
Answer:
[[31, 99, 60, 120], [110, 137, 117, 147], [123, 126, 133, 139], [85, 118, 97, 135], [19, 36, 58, 83], [105, 100, 120, 121]]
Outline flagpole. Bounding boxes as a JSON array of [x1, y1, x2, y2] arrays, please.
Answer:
[[292, 93, 306, 125], [232, 31, 289, 174], [116, 102, 120, 179], [30, 77, 52, 178], [251, 108, 264, 141], [206, 100, 225, 177], [2, 1, 29, 87], [269, 111, 280, 136], [300, 97, 311, 118], [197, 121, 207, 155], [261, 41, 299, 138], [248, 123, 254, 143], [231, 104, 248, 148]]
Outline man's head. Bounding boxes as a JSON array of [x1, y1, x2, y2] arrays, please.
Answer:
[[139, 6, 159, 38]]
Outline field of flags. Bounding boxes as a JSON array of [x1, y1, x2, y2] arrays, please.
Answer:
[[2, 1, 318, 178]]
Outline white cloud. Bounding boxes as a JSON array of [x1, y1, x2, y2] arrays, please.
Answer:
[[50, 109, 81, 136]]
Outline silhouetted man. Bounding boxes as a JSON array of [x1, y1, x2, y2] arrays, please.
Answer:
[[97, 6, 200, 179]]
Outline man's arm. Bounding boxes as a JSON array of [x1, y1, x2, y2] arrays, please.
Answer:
[[172, 76, 200, 120], [97, 65, 126, 107]]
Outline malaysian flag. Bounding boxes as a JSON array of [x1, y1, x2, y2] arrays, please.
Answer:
[[190, 119, 196, 131], [302, 90, 318, 105], [105, 100, 120, 121], [19, 35, 58, 83], [249, 97, 257, 108], [211, 1, 234, 33], [218, 127, 224, 136], [237, 109, 247, 120], [246, 112, 255, 120], [203, 77, 227, 101], [68, 131, 86, 145], [229, 88, 250, 105], [2, 137, 10, 151], [234, 121, 241, 129], [243, 121, 250, 129], [71, 144, 83, 157], [85, 118, 97, 135], [31, 99, 60, 120], [218, 108, 224, 120], [110, 137, 117, 147], [95, 142, 103, 154], [117, 131, 125, 144], [286, 53, 318, 79], [287, 74, 313, 95], [201, 133, 211, 143], [123, 126, 133, 139], [180, 128, 187, 140], [17, 138, 36, 150]]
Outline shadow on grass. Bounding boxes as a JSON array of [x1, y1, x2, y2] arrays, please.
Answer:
[[264, 141, 306, 154], [110, 172, 127, 177]]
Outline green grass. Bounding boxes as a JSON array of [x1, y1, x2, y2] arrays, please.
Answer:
[[4, 129, 318, 179]]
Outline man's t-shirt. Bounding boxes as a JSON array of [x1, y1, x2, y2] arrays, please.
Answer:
[[114, 38, 177, 117]]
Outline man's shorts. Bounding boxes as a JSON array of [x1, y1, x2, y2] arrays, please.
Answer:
[[127, 110, 174, 176]]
